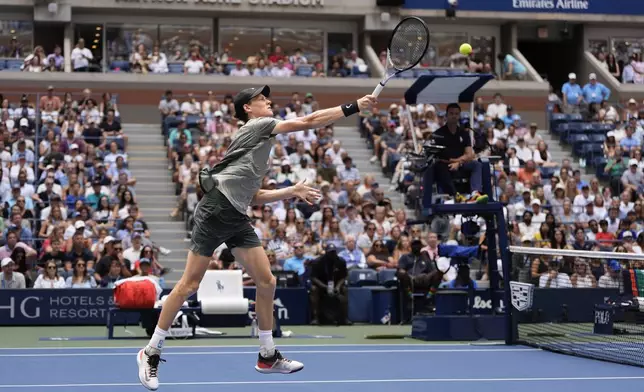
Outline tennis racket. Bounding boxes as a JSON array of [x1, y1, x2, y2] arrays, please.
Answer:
[[372, 16, 430, 98]]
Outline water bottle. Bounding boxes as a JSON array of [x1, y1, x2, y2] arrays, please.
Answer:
[[250, 316, 258, 338]]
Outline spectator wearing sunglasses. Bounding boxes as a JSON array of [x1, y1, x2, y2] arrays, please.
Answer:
[[94, 236, 132, 285], [33, 260, 66, 289], [66, 258, 97, 288], [283, 242, 311, 276]]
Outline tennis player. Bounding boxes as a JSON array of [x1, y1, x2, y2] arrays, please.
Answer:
[[137, 85, 376, 390]]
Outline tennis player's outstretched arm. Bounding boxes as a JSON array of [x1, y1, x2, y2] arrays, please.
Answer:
[[252, 179, 321, 206], [272, 94, 377, 135]]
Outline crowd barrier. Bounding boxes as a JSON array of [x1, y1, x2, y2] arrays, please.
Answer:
[[0, 286, 398, 327]]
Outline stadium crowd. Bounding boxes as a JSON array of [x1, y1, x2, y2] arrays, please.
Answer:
[[0, 87, 170, 291], [4, 79, 644, 321], [158, 82, 641, 320]]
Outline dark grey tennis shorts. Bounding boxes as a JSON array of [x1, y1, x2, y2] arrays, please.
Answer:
[[189, 188, 261, 257]]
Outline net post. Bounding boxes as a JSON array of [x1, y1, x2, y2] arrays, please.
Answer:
[[495, 208, 513, 345]]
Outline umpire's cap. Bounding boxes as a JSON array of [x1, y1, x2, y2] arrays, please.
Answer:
[[234, 85, 271, 123]]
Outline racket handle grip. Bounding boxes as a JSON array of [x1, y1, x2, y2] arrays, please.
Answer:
[[372, 83, 385, 98]]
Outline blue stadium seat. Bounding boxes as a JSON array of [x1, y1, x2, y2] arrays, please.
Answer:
[[6, 59, 22, 71], [295, 65, 313, 77], [593, 123, 614, 134], [554, 122, 569, 138], [570, 134, 590, 154], [224, 64, 234, 74], [580, 123, 594, 132], [0, 60, 6, 70], [590, 134, 606, 144], [348, 269, 378, 287], [354, 74, 369, 78], [168, 63, 183, 74], [110, 60, 130, 72], [541, 167, 555, 179], [448, 69, 466, 76], [594, 157, 609, 180], [569, 113, 583, 122], [578, 143, 603, 161], [377, 269, 398, 288]]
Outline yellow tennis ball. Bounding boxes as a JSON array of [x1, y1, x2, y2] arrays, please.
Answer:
[[459, 43, 472, 55]]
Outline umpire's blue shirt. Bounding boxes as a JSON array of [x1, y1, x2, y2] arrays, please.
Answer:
[[434, 125, 471, 161]]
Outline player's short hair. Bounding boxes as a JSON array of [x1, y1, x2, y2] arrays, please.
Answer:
[[446, 103, 461, 112]]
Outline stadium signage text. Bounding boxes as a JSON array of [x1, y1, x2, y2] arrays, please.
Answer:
[[403, 0, 640, 15], [512, 0, 589, 10], [114, 0, 324, 6]]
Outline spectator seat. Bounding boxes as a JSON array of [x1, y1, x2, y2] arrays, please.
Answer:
[[0, 60, 5, 70], [569, 113, 583, 122], [295, 65, 313, 77], [348, 269, 379, 287], [168, 63, 183, 74], [197, 270, 249, 315], [377, 269, 398, 288], [110, 60, 130, 72], [6, 59, 22, 71]]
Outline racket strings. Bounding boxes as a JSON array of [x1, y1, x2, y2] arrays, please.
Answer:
[[389, 19, 429, 71]]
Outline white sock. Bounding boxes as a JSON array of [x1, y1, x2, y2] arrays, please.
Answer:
[[146, 327, 169, 354], [259, 330, 275, 358]]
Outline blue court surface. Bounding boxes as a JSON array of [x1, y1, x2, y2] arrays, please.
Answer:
[[0, 343, 643, 391]]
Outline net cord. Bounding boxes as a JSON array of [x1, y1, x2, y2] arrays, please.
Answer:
[[509, 245, 644, 261]]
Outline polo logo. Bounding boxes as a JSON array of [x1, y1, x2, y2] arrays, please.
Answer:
[[216, 280, 224, 292]]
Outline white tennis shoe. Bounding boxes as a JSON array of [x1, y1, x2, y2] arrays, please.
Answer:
[[255, 350, 304, 374], [137, 348, 164, 390]]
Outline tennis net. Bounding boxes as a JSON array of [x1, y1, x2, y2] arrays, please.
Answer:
[[508, 246, 644, 367]]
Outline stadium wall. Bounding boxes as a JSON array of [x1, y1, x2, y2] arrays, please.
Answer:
[[0, 73, 550, 125]]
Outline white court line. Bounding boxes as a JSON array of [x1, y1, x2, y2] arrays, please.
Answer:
[[0, 347, 539, 358], [0, 343, 481, 351], [1, 376, 644, 388]]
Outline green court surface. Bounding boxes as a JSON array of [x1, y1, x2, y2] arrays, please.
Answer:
[[0, 324, 436, 348]]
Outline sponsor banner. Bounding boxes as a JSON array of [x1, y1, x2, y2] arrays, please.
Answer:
[[243, 287, 309, 325], [404, 0, 644, 16], [0, 288, 309, 326], [436, 288, 619, 322]]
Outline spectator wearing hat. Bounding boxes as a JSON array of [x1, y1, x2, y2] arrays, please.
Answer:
[[276, 158, 297, 186], [582, 73, 610, 106], [538, 258, 571, 288], [309, 243, 350, 325], [598, 260, 624, 292], [229, 59, 250, 77], [562, 73, 583, 114], [60, 125, 86, 155], [64, 231, 95, 264], [621, 158, 644, 194], [0, 257, 26, 289]]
